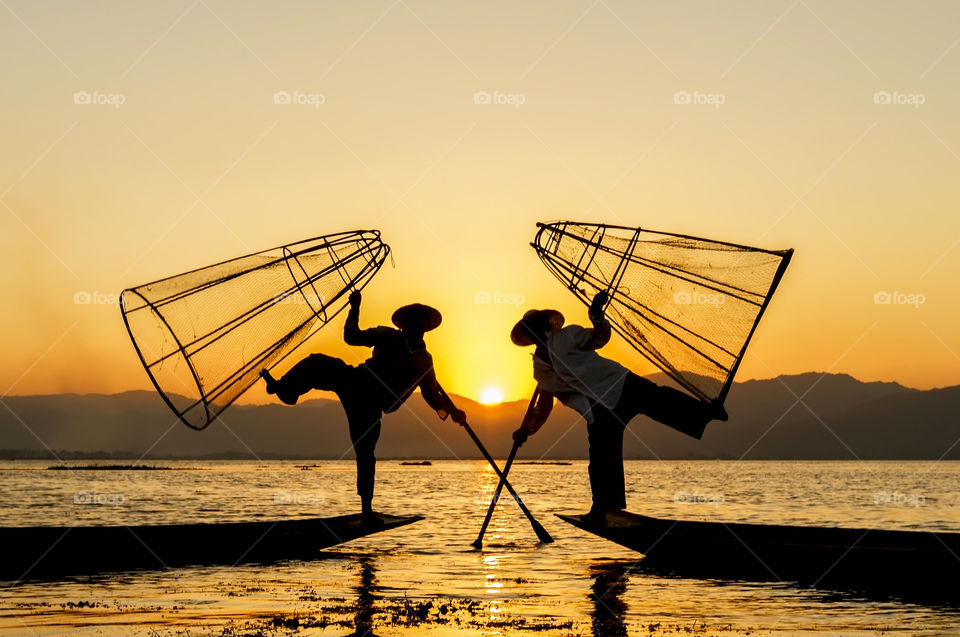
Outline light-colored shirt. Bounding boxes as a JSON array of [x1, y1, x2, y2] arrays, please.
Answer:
[[532, 324, 629, 423]]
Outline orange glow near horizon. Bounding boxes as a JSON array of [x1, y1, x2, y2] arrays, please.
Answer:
[[2, 2, 960, 404], [480, 387, 505, 405]]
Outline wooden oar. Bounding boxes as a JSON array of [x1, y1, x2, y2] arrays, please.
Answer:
[[436, 386, 553, 545], [472, 387, 540, 549]]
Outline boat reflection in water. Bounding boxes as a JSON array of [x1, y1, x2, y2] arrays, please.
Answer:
[[4, 460, 960, 635]]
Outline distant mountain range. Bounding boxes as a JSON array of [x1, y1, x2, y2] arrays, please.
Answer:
[[1, 374, 958, 460]]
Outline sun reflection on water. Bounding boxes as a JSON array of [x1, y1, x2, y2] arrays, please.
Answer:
[[3, 460, 959, 635], [482, 553, 506, 621]]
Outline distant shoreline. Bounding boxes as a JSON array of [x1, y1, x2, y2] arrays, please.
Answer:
[[3, 374, 958, 460], [2, 453, 955, 462]]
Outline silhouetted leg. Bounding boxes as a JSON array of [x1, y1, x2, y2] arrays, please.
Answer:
[[586, 408, 627, 513], [607, 417, 626, 511], [586, 417, 605, 511], [615, 373, 712, 440], [343, 396, 383, 520], [268, 353, 351, 405]]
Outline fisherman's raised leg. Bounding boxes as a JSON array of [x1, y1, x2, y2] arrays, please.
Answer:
[[615, 373, 716, 439], [261, 353, 351, 405]]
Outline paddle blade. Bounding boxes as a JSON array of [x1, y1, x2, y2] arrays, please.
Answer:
[[531, 519, 554, 543]]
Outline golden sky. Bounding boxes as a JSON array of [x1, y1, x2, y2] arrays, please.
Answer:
[[2, 0, 960, 403]]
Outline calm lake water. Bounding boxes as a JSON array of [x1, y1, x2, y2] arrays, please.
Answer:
[[1, 459, 959, 635]]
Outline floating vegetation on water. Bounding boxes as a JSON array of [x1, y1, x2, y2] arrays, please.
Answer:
[[5, 582, 905, 636], [47, 465, 174, 471], [214, 597, 583, 635], [61, 600, 104, 608]]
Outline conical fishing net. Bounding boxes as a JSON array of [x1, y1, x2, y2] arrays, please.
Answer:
[[533, 222, 792, 404], [121, 230, 390, 429]]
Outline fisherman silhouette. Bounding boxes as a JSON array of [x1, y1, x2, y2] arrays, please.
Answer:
[[510, 291, 727, 525], [261, 290, 465, 526]]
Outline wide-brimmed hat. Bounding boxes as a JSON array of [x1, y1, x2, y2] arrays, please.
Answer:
[[392, 303, 442, 332], [511, 309, 564, 346]]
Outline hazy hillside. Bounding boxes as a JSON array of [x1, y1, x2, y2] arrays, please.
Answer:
[[1, 374, 957, 460]]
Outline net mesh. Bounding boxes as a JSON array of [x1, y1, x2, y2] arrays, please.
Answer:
[[533, 222, 792, 404], [120, 230, 390, 430]]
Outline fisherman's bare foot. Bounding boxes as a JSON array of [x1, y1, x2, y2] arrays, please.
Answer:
[[710, 400, 729, 422], [261, 369, 299, 405], [581, 508, 607, 526], [361, 511, 385, 528]]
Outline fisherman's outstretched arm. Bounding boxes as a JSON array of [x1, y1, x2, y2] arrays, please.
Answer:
[[343, 290, 389, 347], [527, 391, 554, 434], [513, 392, 555, 442], [419, 365, 466, 423]]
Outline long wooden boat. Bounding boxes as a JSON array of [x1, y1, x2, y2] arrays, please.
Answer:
[[559, 511, 960, 600], [1, 512, 422, 581]]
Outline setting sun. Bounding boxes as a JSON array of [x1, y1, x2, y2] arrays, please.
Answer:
[[5, 2, 960, 635], [480, 387, 504, 405]]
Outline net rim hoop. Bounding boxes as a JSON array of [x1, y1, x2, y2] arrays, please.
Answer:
[[531, 220, 795, 405], [120, 288, 210, 430], [537, 225, 773, 306], [535, 221, 793, 258], [119, 230, 391, 431], [128, 230, 384, 292]]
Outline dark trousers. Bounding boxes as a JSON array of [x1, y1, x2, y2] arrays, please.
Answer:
[[273, 354, 384, 502], [587, 372, 713, 511]]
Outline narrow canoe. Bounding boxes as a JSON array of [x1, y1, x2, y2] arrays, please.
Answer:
[[1, 512, 422, 581], [558, 511, 960, 600]]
